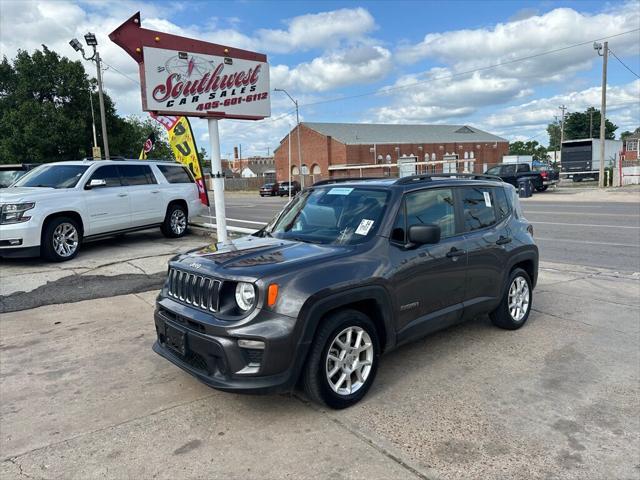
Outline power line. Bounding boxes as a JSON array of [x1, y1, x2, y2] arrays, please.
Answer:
[[608, 48, 640, 79], [299, 28, 640, 109]]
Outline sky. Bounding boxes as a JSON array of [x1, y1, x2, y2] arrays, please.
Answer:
[[1, 0, 639, 159]]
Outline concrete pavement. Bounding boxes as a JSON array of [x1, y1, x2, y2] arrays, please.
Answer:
[[1, 261, 638, 479]]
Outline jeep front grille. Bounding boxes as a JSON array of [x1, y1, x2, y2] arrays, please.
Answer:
[[166, 268, 221, 312]]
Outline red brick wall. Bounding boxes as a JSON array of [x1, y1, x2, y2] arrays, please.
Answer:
[[274, 125, 510, 181], [274, 124, 346, 183]]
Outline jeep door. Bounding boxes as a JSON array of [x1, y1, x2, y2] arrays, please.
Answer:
[[459, 185, 511, 318], [83, 165, 131, 235], [120, 164, 165, 226], [389, 187, 467, 343]]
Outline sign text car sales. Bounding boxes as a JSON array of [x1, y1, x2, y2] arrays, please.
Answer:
[[143, 47, 270, 119]]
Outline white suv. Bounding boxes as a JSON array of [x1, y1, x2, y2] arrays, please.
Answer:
[[0, 160, 204, 262]]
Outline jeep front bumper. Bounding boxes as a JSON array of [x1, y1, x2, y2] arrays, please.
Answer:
[[153, 296, 306, 394]]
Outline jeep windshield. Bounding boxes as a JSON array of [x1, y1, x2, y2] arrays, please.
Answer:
[[262, 187, 389, 245], [13, 164, 89, 189]]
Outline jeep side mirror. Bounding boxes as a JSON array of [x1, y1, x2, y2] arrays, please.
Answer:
[[408, 224, 441, 246], [85, 178, 106, 190]]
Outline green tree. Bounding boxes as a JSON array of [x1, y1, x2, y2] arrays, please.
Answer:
[[547, 121, 561, 150], [620, 127, 640, 140], [563, 107, 617, 140], [508, 140, 548, 161], [0, 46, 171, 163]]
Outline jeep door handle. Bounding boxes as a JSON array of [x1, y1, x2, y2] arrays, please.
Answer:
[[151, 190, 160, 193], [117, 193, 128, 197], [496, 236, 512, 245], [446, 248, 466, 258]]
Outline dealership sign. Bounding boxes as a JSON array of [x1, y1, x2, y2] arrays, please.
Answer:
[[143, 47, 269, 118], [109, 12, 270, 120]]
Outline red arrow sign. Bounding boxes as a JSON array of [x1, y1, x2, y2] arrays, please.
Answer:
[[109, 12, 266, 64]]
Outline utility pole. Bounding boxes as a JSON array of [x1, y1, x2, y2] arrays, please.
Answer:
[[69, 33, 110, 159], [274, 88, 303, 187], [594, 41, 608, 188], [589, 109, 594, 138], [558, 105, 567, 148]]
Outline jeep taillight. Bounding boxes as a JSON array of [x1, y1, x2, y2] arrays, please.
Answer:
[[527, 224, 534, 236]]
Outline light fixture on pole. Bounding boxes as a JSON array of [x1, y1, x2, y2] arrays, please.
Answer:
[[70, 33, 110, 159], [274, 88, 303, 188], [594, 41, 608, 188]]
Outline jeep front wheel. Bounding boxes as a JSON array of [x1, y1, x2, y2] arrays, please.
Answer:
[[302, 309, 380, 409]]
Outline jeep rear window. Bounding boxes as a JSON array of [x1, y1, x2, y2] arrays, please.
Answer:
[[264, 187, 389, 245]]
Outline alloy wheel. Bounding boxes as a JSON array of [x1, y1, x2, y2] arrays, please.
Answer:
[[52, 223, 79, 258], [170, 209, 187, 235], [508, 276, 530, 322], [325, 326, 374, 396]]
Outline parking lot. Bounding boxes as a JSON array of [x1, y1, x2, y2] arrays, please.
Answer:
[[1, 187, 639, 479]]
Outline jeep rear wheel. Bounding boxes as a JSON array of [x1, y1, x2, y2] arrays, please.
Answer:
[[302, 309, 379, 409], [490, 268, 532, 330]]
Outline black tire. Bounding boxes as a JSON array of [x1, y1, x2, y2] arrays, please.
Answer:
[[41, 216, 82, 262], [260, 194, 264, 197], [573, 176, 583, 183], [489, 268, 533, 330], [161, 203, 188, 238], [301, 309, 380, 409], [535, 185, 548, 192]]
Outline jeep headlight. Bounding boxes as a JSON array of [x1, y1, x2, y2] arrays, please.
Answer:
[[1, 203, 35, 224], [235, 282, 256, 311]]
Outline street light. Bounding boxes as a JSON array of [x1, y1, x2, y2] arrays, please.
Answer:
[[69, 33, 110, 159], [594, 41, 608, 188], [274, 88, 303, 187]]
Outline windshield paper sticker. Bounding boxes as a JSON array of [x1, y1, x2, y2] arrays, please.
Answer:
[[327, 187, 354, 195], [483, 191, 492, 207], [355, 219, 374, 235]]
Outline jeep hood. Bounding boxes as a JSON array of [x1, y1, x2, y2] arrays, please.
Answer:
[[177, 235, 354, 277]]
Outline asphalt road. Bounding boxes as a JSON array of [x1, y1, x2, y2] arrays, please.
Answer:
[[204, 193, 640, 273]]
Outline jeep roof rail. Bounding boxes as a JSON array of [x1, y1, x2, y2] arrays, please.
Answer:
[[313, 177, 386, 186], [395, 173, 503, 184]]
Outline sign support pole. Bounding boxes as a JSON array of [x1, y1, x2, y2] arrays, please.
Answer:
[[208, 118, 230, 245]]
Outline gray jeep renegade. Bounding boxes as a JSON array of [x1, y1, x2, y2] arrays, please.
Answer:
[[153, 174, 538, 409]]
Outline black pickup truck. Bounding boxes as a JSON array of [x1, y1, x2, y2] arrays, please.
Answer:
[[485, 163, 557, 192]]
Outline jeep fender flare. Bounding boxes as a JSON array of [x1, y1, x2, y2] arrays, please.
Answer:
[[291, 284, 396, 378]]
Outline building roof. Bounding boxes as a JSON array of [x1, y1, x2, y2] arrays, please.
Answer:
[[302, 122, 508, 145]]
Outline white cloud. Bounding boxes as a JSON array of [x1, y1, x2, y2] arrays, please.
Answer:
[[271, 45, 392, 92], [483, 80, 640, 131], [397, 5, 640, 69], [257, 7, 376, 53]]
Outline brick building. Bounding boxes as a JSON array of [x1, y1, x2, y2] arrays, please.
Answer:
[[622, 132, 639, 161], [274, 122, 509, 184]]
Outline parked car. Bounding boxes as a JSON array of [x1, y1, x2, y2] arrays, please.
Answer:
[[532, 165, 560, 190], [0, 164, 37, 188], [153, 174, 538, 409], [259, 182, 279, 197], [278, 180, 301, 196], [484, 163, 550, 192], [0, 160, 204, 261]]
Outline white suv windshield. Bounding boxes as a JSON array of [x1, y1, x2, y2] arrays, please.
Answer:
[[13, 164, 89, 188], [264, 187, 389, 245]]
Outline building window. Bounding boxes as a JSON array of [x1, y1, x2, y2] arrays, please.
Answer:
[[431, 153, 436, 161], [292, 165, 300, 175], [627, 140, 638, 151], [301, 164, 309, 175], [470, 151, 475, 159], [311, 164, 321, 175]]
